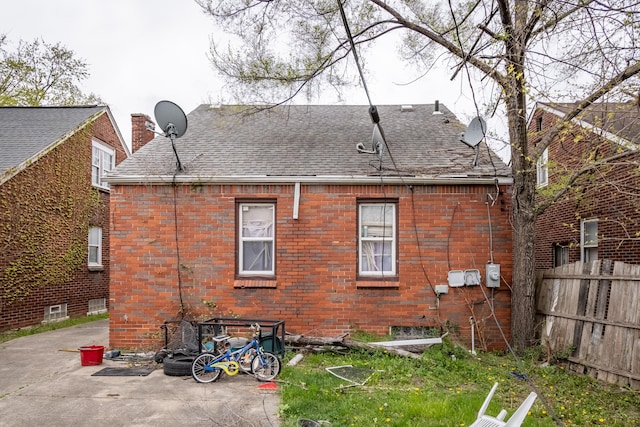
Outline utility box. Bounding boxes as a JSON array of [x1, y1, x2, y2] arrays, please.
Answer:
[[486, 263, 501, 288], [435, 284, 449, 295]]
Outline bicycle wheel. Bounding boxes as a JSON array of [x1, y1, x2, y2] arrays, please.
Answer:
[[251, 352, 281, 381], [192, 353, 221, 383], [238, 348, 257, 373]]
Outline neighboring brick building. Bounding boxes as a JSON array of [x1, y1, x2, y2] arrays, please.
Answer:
[[106, 104, 513, 351], [0, 106, 129, 331], [531, 101, 640, 269]]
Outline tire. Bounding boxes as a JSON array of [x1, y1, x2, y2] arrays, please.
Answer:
[[154, 349, 169, 363], [251, 352, 281, 382], [238, 348, 257, 373], [192, 353, 221, 383], [163, 356, 194, 376]]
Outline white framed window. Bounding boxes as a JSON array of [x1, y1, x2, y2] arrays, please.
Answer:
[[238, 203, 275, 276], [92, 140, 114, 189], [537, 147, 548, 187], [358, 202, 397, 277], [581, 219, 598, 262], [43, 303, 68, 323], [88, 227, 102, 267]]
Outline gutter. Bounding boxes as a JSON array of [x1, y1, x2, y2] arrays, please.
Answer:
[[104, 174, 513, 186]]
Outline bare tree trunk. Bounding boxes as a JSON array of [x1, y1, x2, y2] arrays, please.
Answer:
[[510, 169, 538, 352], [505, 67, 538, 353]]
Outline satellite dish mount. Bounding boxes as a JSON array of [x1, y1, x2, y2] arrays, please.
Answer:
[[154, 100, 188, 172], [356, 106, 385, 158], [460, 116, 487, 167]]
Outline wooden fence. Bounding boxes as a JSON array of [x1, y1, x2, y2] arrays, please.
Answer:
[[536, 259, 640, 389]]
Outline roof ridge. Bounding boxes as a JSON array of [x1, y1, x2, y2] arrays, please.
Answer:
[[0, 105, 103, 109]]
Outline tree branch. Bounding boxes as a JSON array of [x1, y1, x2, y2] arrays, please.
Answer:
[[533, 60, 640, 160], [536, 149, 637, 215], [530, 0, 595, 38], [367, 0, 507, 88]]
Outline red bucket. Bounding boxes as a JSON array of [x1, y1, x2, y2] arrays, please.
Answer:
[[79, 345, 104, 366]]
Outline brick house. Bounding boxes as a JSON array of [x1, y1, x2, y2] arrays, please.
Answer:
[[106, 104, 513, 350], [0, 106, 129, 331], [531, 101, 640, 270]]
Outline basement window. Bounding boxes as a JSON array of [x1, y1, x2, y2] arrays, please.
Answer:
[[43, 304, 68, 323], [390, 326, 441, 338], [87, 298, 107, 315]]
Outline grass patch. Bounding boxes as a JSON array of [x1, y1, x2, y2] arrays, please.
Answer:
[[0, 312, 109, 344], [278, 340, 640, 426]]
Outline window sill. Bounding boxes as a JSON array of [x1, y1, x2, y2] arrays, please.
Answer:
[[88, 265, 104, 272], [356, 280, 399, 289], [234, 279, 277, 289], [92, 184, 110, 193]]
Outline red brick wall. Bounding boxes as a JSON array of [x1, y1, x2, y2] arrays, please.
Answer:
[[531, 108, 640, 269], [0, 111, 125, 331], [109, 182, 513, 351]]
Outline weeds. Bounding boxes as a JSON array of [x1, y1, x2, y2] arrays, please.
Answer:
[[279, 341, 640, 426], [0, 312, 109, 344]]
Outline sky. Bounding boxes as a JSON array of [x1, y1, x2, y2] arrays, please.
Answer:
[[3, 0, 505, 156]]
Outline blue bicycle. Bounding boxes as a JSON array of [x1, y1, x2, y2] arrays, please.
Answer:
[[191, 323, 281, 383]]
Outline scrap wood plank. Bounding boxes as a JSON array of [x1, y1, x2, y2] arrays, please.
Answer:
[[284, 334, 421, 358], [369, 332, 448, 350], [369, 337, 443, 347]]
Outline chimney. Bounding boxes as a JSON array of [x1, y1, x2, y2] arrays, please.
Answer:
[[131, 113, 155, 153]]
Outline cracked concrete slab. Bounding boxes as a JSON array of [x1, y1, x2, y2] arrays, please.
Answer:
[[0, 319, 281, 426]]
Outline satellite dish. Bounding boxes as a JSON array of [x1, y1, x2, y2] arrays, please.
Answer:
[[356, 124, 385, 157], [154, 100, 187, 171], [154, 100, 188, 139], [461, 116, 487, 147], [371, 123, 385, 156]]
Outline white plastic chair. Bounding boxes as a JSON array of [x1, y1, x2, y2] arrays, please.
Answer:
[[469, 382, 537, 427]]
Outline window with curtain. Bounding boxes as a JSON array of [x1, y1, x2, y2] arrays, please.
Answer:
[[358, 202, 396, 277], [238, 203, 275, 276]]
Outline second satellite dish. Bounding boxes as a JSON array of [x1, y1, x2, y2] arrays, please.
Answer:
[[154, 100, 188, 139], [461, 116, 487, 147]]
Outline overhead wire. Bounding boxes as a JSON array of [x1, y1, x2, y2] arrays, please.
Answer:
[[172, 168, 186, 318], [447, 4, 561, 423], [336, 0, 437, 297], [337, 0, 373, 106]]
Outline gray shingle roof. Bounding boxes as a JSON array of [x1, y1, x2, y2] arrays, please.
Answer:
[[0, 106, 106, 177], [110, 104, 510, 182], [541, 101, 640, 145]]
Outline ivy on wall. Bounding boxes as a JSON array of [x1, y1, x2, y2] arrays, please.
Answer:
[[0, 126, 102, 310]]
